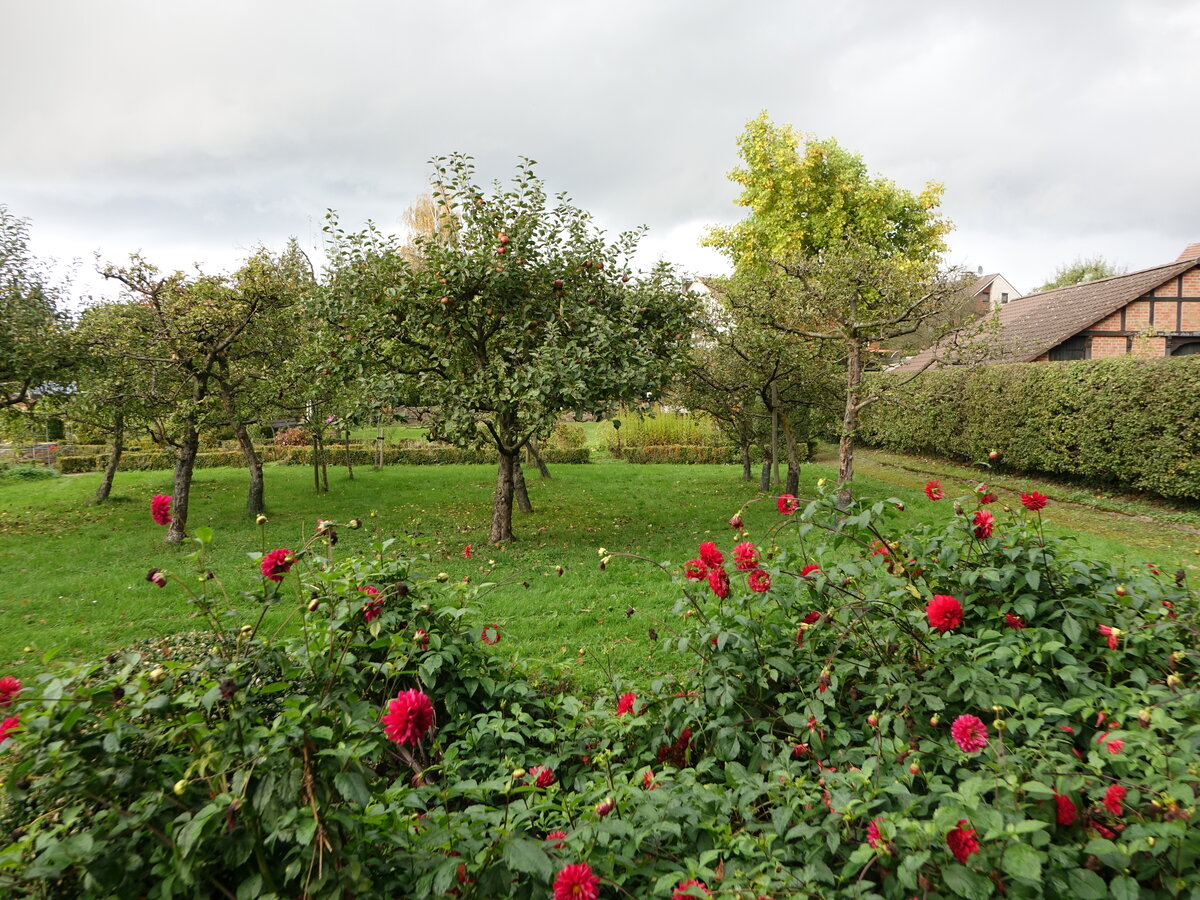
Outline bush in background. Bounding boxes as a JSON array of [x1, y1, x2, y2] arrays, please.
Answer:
[[859, 356, 1200, 500]]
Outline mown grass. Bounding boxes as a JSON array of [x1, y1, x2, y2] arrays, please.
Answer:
[[2, 453, 1196, 695]]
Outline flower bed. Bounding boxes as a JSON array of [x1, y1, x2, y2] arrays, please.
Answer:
[[1, 487, 1196, 897]]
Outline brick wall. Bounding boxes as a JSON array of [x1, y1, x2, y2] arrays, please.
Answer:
[[1090, 336, 1127, 358], [1181, 302, 1200, 330], [1131, 336, 1167, 357], [1156, 277, 1181, 297]]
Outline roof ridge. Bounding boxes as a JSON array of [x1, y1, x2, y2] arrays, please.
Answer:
[[1023, 258, 1189, 299]]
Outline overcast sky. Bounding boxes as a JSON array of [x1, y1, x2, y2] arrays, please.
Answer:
[[4, 0, 1199, 303]]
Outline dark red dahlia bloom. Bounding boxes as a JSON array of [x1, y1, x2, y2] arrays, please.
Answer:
[[0, 677, 21, 708], [1005, 612, 1026, 630], [777, 494, 799, 515], [481, 624, 501, 645], [529, 765, 555, 788], [946, 819, 980, 864], [707, 567, 730, 599], [924, 480, 944, 501], [145, 568, 167, 588], [0, 715, 19, 746], [553, 863, 599, 900], [698, 541, 724, 568], [360, 586, 384, 622], [683, 558, 708, 581], [973, 509, 994, 539], [800, 563, 820, 577], [150, 494, 172, 525], [747, 569, 771, 593], [802, 610, 822, 626], [616, 691, 636, 716], [545, 830, 568, 850], [733, 541, 760, 571], [382, 688, 434, 745], [1053, 790, 1078, 825], [1098, 624, 1120, 650], [926, 594, 963, 632], [260, 548, 294, 582], [1104, 783, 1126, 815], [672, 879, 711, 899], [1021, 491, 1048, 511]]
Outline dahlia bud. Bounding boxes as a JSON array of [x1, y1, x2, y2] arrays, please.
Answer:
[[240, 624, 253, 636], [895, 501, 905, 511], [555, 565, 564, 576], [348, 518, 363, 530], [988, 450, 999, 461], [728, 511, 745, 532], [993, 719, 1007, 731], [992, 705, 1003, 714], [953, 500, 964, 517], [596, 797, 615, 818], [512, 768, 527, 780], [174, 779, 188, 796], [929, 715, 940, 727], [867, 714, 878, 727], [909, 762, 920, 775], [219, 678, 237, 699], [1167, 674, 1183, 689], [255, 514, 268, 526], [316, 519, 333, 534], [1138, 708, 1152, 728], [307, 598, 320, 612], [598, 547, 608, 557], [146, 569, 167, 588], [148, 667, 166, 684], [1147, 836, 1157, 847], [436, 572, 449, 583], [369, 510, 378, 518], [1115, 585, 1127, 597]]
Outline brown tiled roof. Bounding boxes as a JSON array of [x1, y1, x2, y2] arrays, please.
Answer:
[[1176, 242, 1200, 262], [969, 274, 998, 296], [896, 259, 1199, 370]]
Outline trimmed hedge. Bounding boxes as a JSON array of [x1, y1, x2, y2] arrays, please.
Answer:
[[58, 446, 591, 473], [620, 444, 741, 464], [858, 356, 1200, 500]]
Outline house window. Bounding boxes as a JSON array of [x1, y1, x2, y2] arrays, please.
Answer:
[[1001, 292, 1009, 304], [1048, 335, 1088, 361], [1171, 341, 1200, 356]]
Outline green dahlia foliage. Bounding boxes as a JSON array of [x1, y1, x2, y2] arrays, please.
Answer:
[[1, 490, 1197, 898]]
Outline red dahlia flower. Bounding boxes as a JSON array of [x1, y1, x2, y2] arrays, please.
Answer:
[[1005, 612, 1026, 630], [950, 714, 988, 753], [145, 568, 167, 588], [777, 494, 799, 515], [360, 586, 384, 622], [733, 541, 760, 571], [643, 769, 657, 789], [529, 765, 555, 788], [0, 677, 21, 708], [926, 594, 963, 632], [698, 541, 724, 568], [672, 879, 711, 899], [150, 494, 172, 525], [1106, 738, 1124, 755], [866, 817, 884, 850], [616, 691, 636, 716], [545, 830, 567, 850], [1053, 790, 1078, 825], [0, 715, 19, 746], [802, 610, 822, 625], [553, 863, 599, 900], [481, 624, 501, 645], [946, 819, 980, 864], [463, 544, 471, 559], [1104, 783, 1126, 815], [683, 558, 708, 581], [973, 509, 994, 539], [747, 569, 771, 593], [800, 563, 820, 577], [924, 480, 944, 501], [595, 797, 615, 817], [382, 689, 434, 745], [1098, 624, 1120, 650], [1021, 491, 1048, 511], [707, 567, 730, 599], [260, 548, 294, 582]]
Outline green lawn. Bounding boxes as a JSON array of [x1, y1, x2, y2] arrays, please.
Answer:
[[2, 452, 1196, 694]]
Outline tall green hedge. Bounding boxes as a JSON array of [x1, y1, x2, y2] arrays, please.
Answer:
[[858, 356, 1200, 500]]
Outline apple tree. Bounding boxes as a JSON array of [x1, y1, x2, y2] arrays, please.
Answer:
[[320, 155, 695, 543]]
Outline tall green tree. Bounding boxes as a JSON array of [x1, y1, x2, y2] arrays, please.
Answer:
[[1034, 255, 1124, 293], [705, 114, 965, 502], [321, 155, 695, 543], [1, 206, 75, 410]]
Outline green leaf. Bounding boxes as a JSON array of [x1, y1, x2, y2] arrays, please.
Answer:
[[1001, 842, 1042, 882], [1062, 614, 1081, 644], [1109, 875, 1139, 900], [193, 526, 213, 545], [503, 837, 553, 880], [942, 864, 994, 899], [1063, 868, 1107, 900], [333, 771, 369, 807], [237, 873, 263, 900], [1025, 569, 1040, 591], [177, 803, 221, 858]]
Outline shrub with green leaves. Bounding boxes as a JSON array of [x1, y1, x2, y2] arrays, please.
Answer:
[[1, 487, 1197, 898]]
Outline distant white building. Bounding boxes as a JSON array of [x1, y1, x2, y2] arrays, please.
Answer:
[[966, 270, 1022, 311]]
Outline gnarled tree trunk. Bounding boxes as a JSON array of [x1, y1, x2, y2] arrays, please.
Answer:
[[490, 451, 516, 543], [741, 441, 752, 481], [836, 340, 863, 508], [759, 454, 772, 493], [781, 412, 800, 497], [166, 420, 199, 545], [94, 410, 124, 503], [514, 459, 533, 513], [529, 439, 551, 479]]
